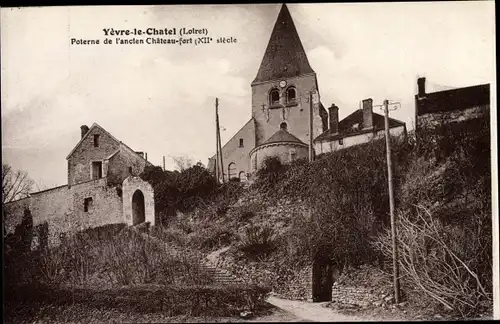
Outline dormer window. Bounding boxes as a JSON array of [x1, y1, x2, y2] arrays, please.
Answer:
[[286, 87, 296, 105], [269, 88, 280, 106], [94, 134, 100, 147]]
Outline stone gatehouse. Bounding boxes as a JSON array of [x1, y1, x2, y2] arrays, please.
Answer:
[[4, 123, 156, 248]]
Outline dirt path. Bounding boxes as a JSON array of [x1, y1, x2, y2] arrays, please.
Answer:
[[266, 296, 364, 322]]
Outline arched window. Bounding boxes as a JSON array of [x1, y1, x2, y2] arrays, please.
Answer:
[[239, 171, 247, 182], [286, 87, 296, 104], [228, 162, 237, 180], [269, 88, 280, 106], [280, 122, 288, 131]]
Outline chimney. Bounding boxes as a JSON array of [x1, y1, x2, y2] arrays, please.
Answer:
[[145, 152, 148, 161], [136, 151, 144, 159], [328, 104, 339, 134], [80, 125, 89, 139], [362, 98, 373, 129], [417, 77, 426, 97]]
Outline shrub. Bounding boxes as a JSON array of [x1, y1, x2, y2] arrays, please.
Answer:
[[254, 156, 285, 189], [188, 221, 237, 251], [6, 224, 214, 289], [140, 164, 218, 215], [4, 283, 271, 319], [372, 205, 491, 317], [238, 224, 276, 260]]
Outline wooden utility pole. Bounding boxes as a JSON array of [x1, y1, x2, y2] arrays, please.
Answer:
[[216, 98, 225, 183], [383, 99, 401, 304], [162, 156, 166, 171], [215, 99, 219, 182], [309, 91, 314, 162]]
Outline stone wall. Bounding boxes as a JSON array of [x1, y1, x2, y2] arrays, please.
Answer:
[[213, 119, 256, 181], [416, 105, 489, 131], [251, 74, 325, 147], [122, 176, 155, 226], [250, 142, 308, 172], [107, 145, 149, 186], [5, 178, 124, 248], [330, 265, 394, 308], [68, 126, 121, 186]]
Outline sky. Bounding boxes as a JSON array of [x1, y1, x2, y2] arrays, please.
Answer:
[[1, 2, 496, 189]]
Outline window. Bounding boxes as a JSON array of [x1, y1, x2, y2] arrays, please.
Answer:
[[93, 134, 100, 147], [239, 138, 244, 147], [92, 161, 103, 179], [84, 197, 93, 212], [128, 166, 133, 175], [339, 138, 344, 145], [269, 88, 280, 106], [290, 149, 297, 162], [228, 162, 237, 180], [286, 87, 296, 104], [239, 171, 247, 182], [280, 122, 288, 131]]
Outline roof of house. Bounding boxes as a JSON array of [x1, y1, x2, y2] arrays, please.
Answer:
[[416, 83, 490, 115], [262, 128, 306, 145], [66, 123, 153, 166], [252, 4, 315, 85], [314, 110, 406, 142]]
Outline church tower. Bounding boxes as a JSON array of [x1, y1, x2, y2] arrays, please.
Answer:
[[251, 4, 327, 146]]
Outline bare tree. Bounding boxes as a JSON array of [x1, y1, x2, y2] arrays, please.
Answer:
[[2, 164, 34, 204], [170, 155, 194, 172]]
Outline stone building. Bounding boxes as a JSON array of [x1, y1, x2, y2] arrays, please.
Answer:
[[208, 4, 406, 181], [4, 123, 156, 248], [414, 77, 490, 131]]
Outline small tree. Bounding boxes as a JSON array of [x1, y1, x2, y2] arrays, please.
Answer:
[[2, 164, 34, 204]]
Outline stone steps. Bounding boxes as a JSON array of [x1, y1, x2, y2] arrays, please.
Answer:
[[132, 227, 243, 285]]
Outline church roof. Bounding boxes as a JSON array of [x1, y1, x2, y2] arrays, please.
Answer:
[[262, 129, 306, 145], [252, 4, 315, 85], [314, 110, 406, 142]]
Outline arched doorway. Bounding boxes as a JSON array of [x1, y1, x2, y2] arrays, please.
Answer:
[[132, 190, 145, 225]]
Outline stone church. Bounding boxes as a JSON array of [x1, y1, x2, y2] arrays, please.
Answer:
[[4, 123, 156, 248], [208, 4, 406, 181]]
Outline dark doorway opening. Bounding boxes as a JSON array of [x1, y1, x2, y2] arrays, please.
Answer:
[[312, 257, 333, 302], [132, 190, 145, 225]]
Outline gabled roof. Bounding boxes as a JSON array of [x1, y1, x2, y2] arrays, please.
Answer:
[[416, 83, 490, 115], [262, 128, 306, 145], [66, 123, 152, 166], [252, 4, 315, 85], [314, 110, 406, 142]]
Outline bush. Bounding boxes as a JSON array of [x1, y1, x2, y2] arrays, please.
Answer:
[[140, 164, 218, 215], [372, 205, 491, 317], [4, 283, 271, 318], [238, 224, 276, 260], [5, 224, 214, 289], [372, 119, 492, 318]]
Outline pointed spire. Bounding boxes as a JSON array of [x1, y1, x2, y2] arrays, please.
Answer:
[[252, 4, 314, 85]]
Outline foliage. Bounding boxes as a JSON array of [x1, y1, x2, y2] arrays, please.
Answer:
[[4, 208, 33, 255], [372, 118, 492, 317], [140, 163, 218, 216], [4, 283, 271, 320], [251, 136, 411, 267], [372, 205, 491, 317], [238, 224, 277, 261], [254, 156, 286, 190], [4, 224, 213, 289]]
